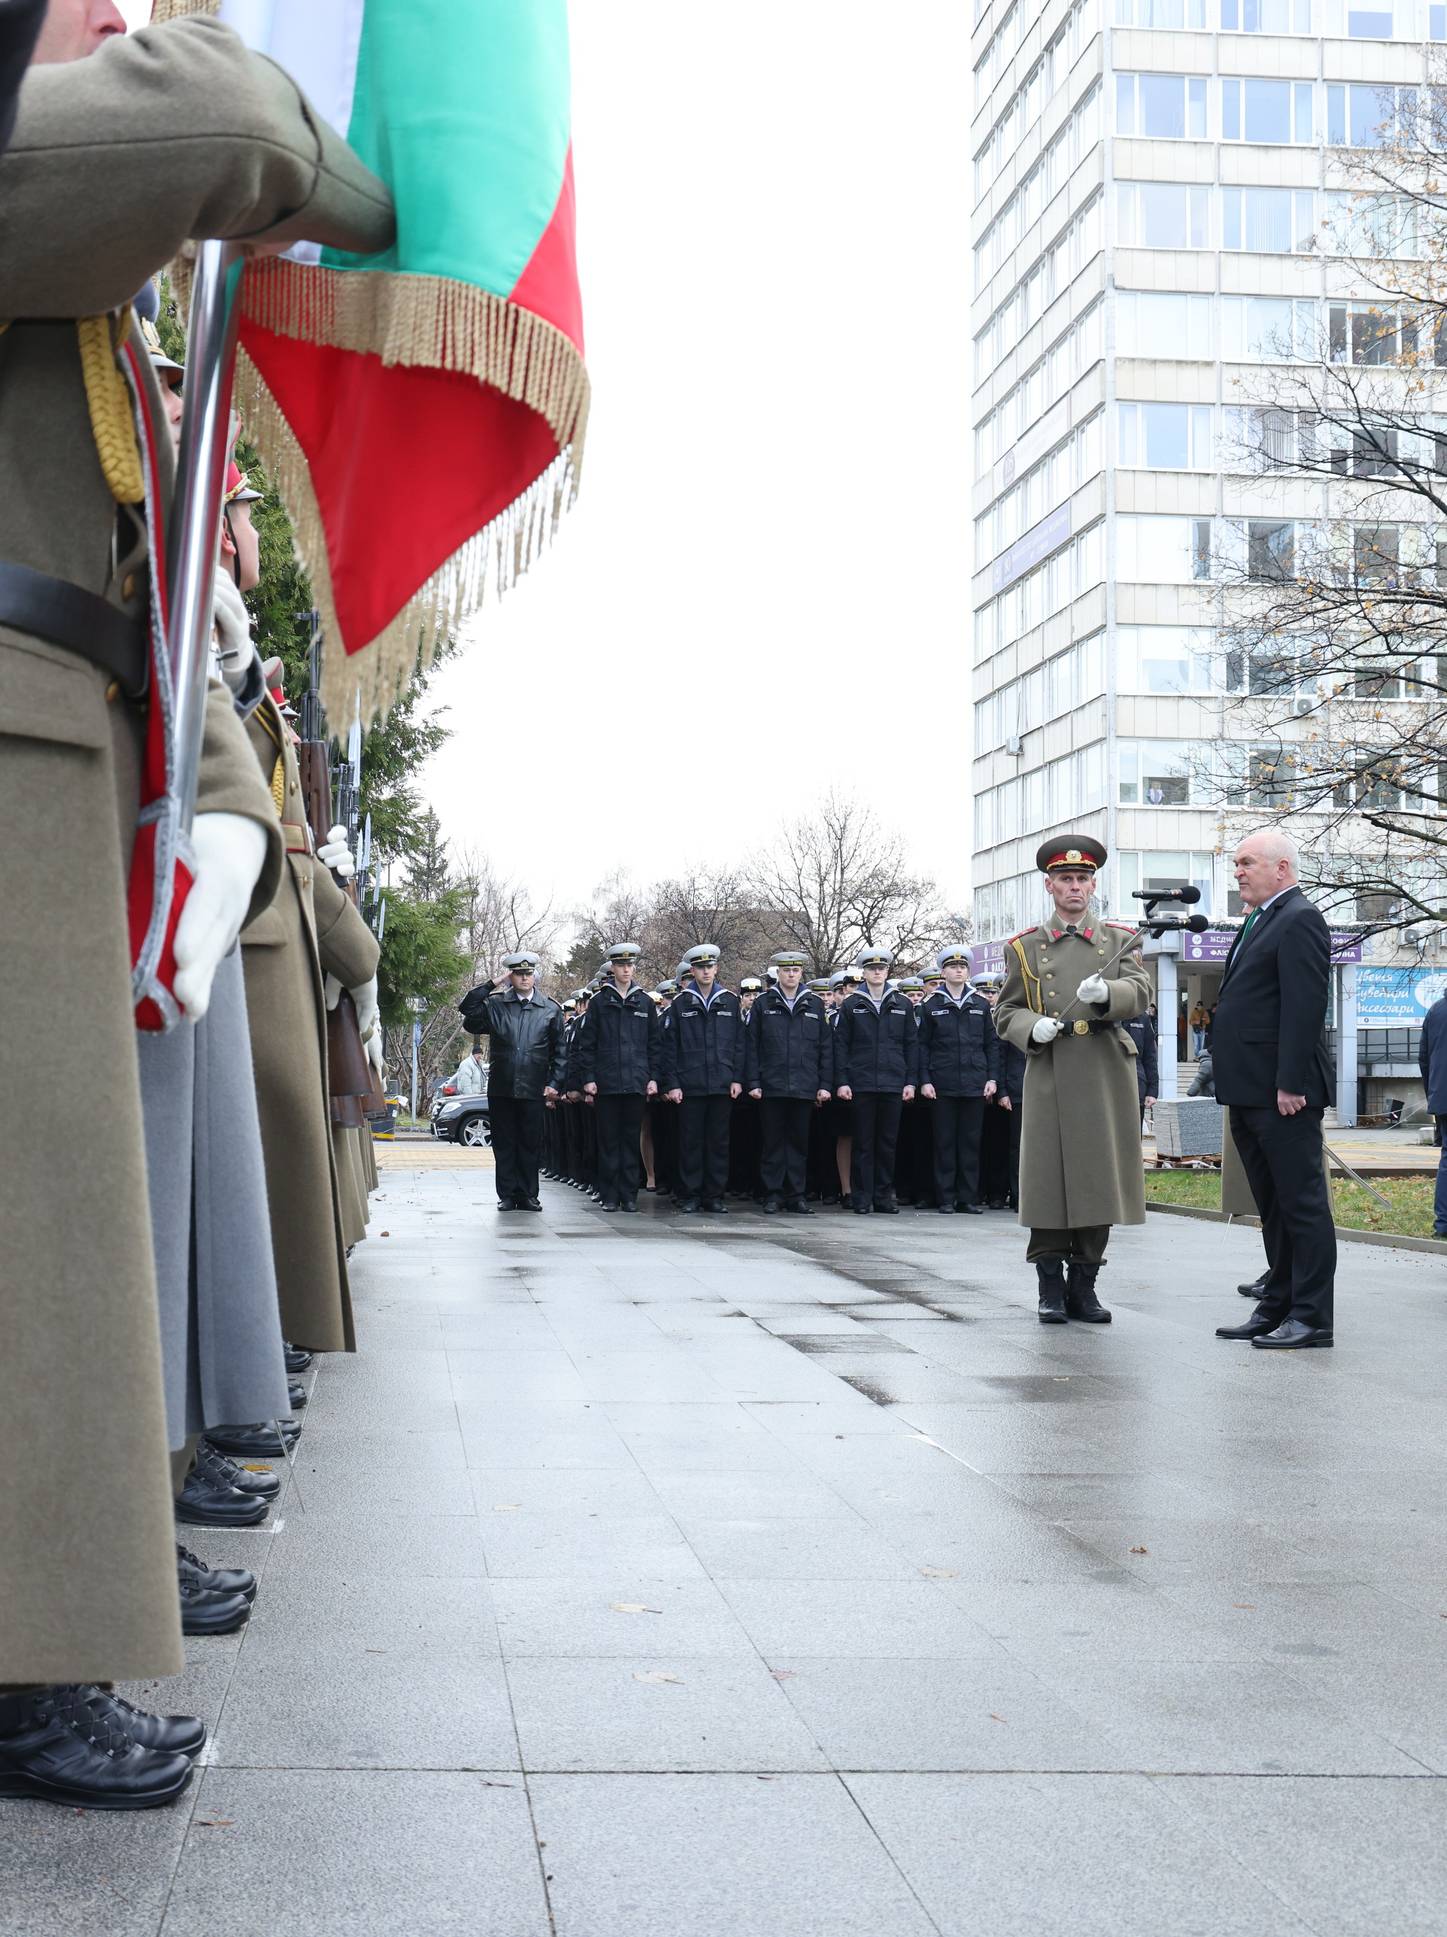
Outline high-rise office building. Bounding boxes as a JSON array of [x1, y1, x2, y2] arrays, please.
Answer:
[[970, 0, 1445, 969]]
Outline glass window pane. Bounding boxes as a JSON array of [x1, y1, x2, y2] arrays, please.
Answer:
[[1117, 73, 1135, 134], [1223, 79, 1241, 141], [1139, 181, 1186, 245], [1327, 85, 1344, 145], [1244, 79, 1291, 143], [1140, 74, 1186, 137]]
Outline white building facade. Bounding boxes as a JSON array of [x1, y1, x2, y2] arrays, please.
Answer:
[[970, 0, 1447, 956]]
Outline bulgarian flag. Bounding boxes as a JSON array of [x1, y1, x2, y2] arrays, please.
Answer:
[[153, 0, 587, 718]]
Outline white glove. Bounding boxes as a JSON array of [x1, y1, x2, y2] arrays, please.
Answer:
[[351, 973, 380, 1041], [365, 1028, 384, 1076], [1031, 1016, 1062, 1045], [174, 812, 268, 1018], [1076, 974, 1108, 1005], [212, 571, 254, 692], [324, 971, 343, 1013], [316, 824, 355, 880]]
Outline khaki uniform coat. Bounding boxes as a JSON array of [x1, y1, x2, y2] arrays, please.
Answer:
[[995, 921, 1153, 1230], [241, 698, 380, 1351], [0, 15, 391, 1680]]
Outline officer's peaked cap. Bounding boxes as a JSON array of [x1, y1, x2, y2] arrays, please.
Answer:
[[856, 948, 892, 969], [606, 941, 641, 961], [683, 943, 720, 966], [502, 952, 540, 972], [769, 950, 809, 970], [936, 944, 971, 970]]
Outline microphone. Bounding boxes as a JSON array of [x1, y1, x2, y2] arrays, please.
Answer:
[[1131, 884, 1201, 905], [1185, 912, 1210, 932]]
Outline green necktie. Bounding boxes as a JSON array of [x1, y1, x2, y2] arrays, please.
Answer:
[[1237, 910, 1258, 946]]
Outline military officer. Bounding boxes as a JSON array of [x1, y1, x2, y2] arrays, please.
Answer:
[[744, 950, 832, 1213], [574, 942, 659, 1211], [458, 952, 566, 1211], [834, 948, 920, 1213], [661, 942, 745, 1213], [918, 944, 1000, 1214], [994, 837, 1152, 1324]]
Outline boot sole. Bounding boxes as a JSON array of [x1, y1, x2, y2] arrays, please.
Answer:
[[182, 1606, 252, 1636], [175, 1503, 269, 1528], [1066, 1312, 1112, 1323], [1038, 1313, 1068, 1324], [0, 1764, 195, 1810]]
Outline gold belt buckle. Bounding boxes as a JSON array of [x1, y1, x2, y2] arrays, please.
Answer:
[[1072, 1019, 1090, 1036]]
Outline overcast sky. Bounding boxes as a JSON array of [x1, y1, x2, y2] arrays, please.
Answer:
[[129, 1, 973, 929]]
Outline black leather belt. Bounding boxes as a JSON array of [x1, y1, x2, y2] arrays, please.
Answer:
[[0, 559, 148, 698]]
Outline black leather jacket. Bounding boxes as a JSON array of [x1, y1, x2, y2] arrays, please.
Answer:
[[457, 982, 566, 1098]]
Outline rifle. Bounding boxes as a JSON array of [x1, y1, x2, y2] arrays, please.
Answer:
[[295, 639, 375, 1127]]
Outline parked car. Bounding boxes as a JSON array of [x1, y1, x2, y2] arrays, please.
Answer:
[[429, 1080, 459, 1124], [432, 1092, 491, 1147]]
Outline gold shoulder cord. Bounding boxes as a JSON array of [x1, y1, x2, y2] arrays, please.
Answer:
[[76, 311, 144, 504], [270, 755, 286, 815], [1009, 937, 1043, 1013]]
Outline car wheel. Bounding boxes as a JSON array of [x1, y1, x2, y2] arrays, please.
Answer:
[[460, 1116, 490, 1148]]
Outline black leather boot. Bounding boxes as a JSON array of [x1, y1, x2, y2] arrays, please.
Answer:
[[204, 1421, 299, 1460], [0, 1687, 195, 1809], [177, 1542, 257, 1603], [196, 1441, 280, 1500], [176, 1463, 269, 1529], [1036, 1260, 1068, 1324], [1065, 1261, 1112, 1324], [83, 1688, 205, 1760], [288, 1379, 308, 1410]]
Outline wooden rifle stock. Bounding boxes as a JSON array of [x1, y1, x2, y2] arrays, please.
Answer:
[[297, 739, 372, 1129]]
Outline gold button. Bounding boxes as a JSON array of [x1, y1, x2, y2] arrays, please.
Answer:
[[1098, 948, 1105, 957], [121, 573, 137, 601], [104, 679, 120, 703], [289, 780, 297, 795]]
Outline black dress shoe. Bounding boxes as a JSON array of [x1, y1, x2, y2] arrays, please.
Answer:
[[0, 1687, 195, 1810], [937, 1203, 956, 1214], [786, 1199, 815, 1216], [618, 1198, 638, 1212], [986, 1198, 1007, 1211], [204, 1422, 298, 1459], [177, 1543, 256, 1603], [1238, 1273, 1271, 1299], [283, 1342, 314, 1374], [703, 1198, 727, 1213], [496, 1196, 519, 1211], [196, 1442, 279, 1500], [176, 1467, 269, 1528], [958, 1203, 984, 1215], [85, 1689, 205, 1761], [179, 1576, 252, 1636], [762, 1197, 782, 1214], [600, 1198, 620, 1212], [677, 1198, 700, 1213], [288, 1379, 308, 1410], [522, 1197, 542, 1211], [874, 1200, 899, 1215], [1253, 1319, 1334, 1349], [852, 1203, 872, 1214], [1215, 1314, 1279, 1339]]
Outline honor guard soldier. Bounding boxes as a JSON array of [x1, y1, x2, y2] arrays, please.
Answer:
[[744, 951, 832, 1213], [994, 838, 1152, 1324], [919, 944, 1000, 1213], [459, 953, 566, 1211], [574, 943, 658, 1211], [834, 949, 920, 1213], [661, 943, 745, 1213]]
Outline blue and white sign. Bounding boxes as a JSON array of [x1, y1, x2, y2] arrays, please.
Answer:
[[1355, 966, 1447, 1027]]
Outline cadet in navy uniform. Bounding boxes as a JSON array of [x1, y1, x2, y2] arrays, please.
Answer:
[[661, 943, 744, 1213], [1124, 1006, 1159, 1127], [744, 951, 832, 1213], [834, 949, 920, 1213], [574, 943, 658, 1212], [919, 944, 1000, 1213]]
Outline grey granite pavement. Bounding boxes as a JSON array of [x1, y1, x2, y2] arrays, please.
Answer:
[[6, 1165, 1447, 1935]]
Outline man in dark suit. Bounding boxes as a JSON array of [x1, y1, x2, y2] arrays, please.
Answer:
[[1212, 829, 1337, 1348], [1417, 991, 1447, 1238]]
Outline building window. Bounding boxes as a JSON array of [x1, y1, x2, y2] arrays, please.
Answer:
[[1224, 747, 1300, 808], [1354, 522, 1401, 584], [1221, 0, 1312, 26], [1117, 515, 1215, 581], [1116, 290, 1215, 358], [1220, 295, 1314, 360], [1248, 519, 1296, 580], [1327, 82, 1416, 148], [1220, 78, 1314, 144], [1119, 742, 1196, 805], [1116, 181, 1211, 248], [1433, 2, 1447, 35], [1117, 402, 1214, 468], [1322, 0, 1400, 32], [1221, 188, 1316, 254], [1325, 191, 1416, 259], [1117, 625, 1218, 694], [1115, 0, 1207, 20], [1116, 73, 1208, 140], [1116, 849, 1216, 909]]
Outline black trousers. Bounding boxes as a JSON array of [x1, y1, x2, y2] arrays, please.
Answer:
[[595, 1092, 645, 1204], [678, 1093, 732, 1200], [932, 1095, 986, 1208], [760, 1097, 813, 1200], [490, 1095, 544, 1204], [650, 1096, 678, 1192], [728, 1093, 762, 1195], [1228, 1103, 1335, 1329], [849, 1091, 903, 1208]]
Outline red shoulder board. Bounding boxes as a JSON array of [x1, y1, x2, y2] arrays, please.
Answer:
[[1006, 928, 1036, 944]]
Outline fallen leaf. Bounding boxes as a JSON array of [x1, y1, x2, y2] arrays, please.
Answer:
[[364, 1648, 387, 1654], [195, 1819, 235, 1829], [988, 1713, 1007, 1724], [770, 1669, 798, 1681], [1129, 1545, 1148, 1555], [632, 1670, 683, 1686], [919, 1566, 957, 1581], [379, 1230, 390, 1237], [611, 1603, 662, 1615]]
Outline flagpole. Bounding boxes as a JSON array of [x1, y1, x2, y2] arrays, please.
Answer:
[[168, 239, 246, 830]]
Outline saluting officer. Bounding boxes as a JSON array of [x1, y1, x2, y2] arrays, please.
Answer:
[[661, 942, 744, 1213], [574, 943, 658, 1212], [458, 953, 566, 1212], [994, 837, 1151, 1325], [834, 948, 920, 1213], [744, 951, 832, 1214], [919, 944, 1000, 1214]]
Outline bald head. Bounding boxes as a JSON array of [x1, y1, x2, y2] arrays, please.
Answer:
[[1233, 827, 1299, 909]]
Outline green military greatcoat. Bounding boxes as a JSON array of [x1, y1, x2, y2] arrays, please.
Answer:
[[0, 16, 392, 1681], [994, 920, 1152, 1231]]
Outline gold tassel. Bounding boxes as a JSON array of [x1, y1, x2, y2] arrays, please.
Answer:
[[76, 313, 143, 505]]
